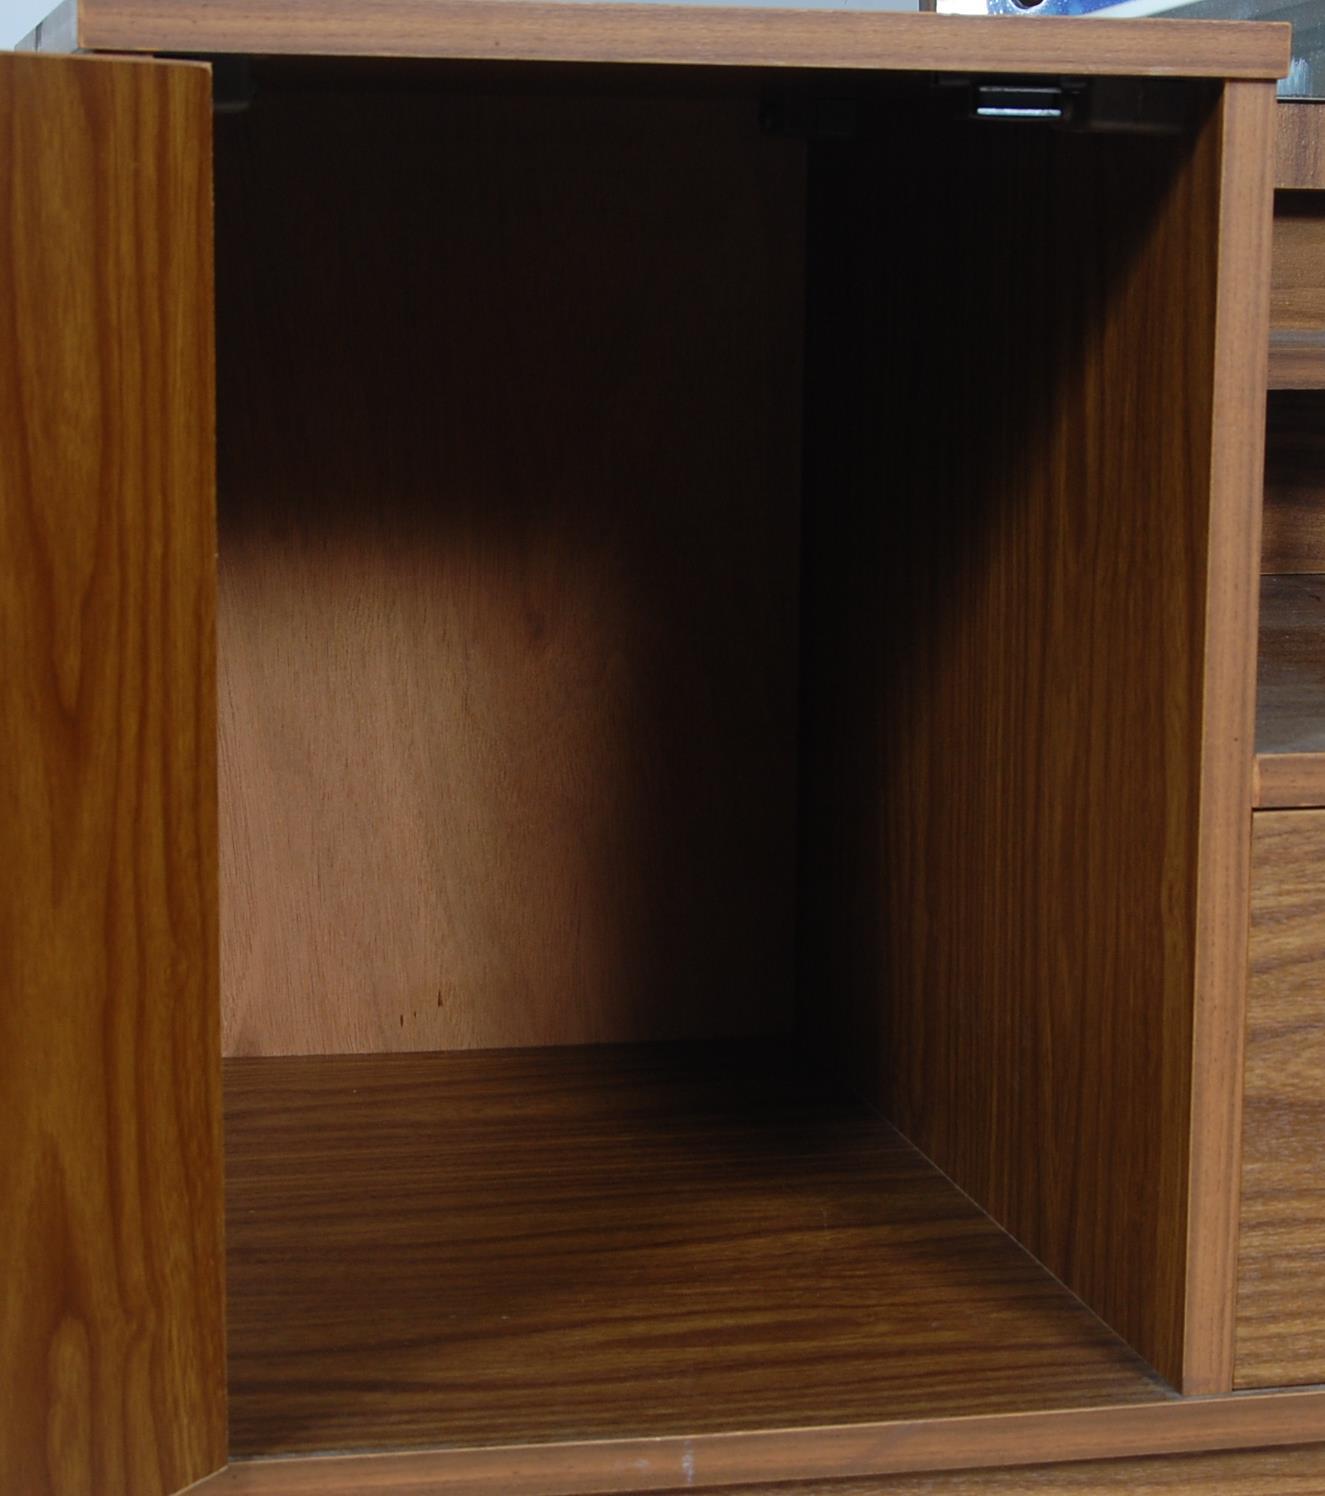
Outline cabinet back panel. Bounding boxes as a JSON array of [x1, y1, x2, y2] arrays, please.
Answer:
[[216, 73, 804, 1054], [799, 85, 1249, 1388]]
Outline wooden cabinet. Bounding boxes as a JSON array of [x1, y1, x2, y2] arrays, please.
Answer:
[[4, 7, 1322, 1494]]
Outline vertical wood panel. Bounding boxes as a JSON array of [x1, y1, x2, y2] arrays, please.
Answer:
[[1236, 810, 1325, 1388], [216, 70, 804, 1055], [1183, 76, 1275, 1394], [0, 53, 224, 1496], [800, 79, 1262, 1391]]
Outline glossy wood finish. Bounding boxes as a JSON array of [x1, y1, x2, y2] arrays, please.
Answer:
[[0, 52, 225, 1496], [1256, 574, 1325, 758], [216, 69, 802, 1054], [206, 1393, 1325, 1493], [799, 82, 1269, 1393], [1236, 810, 1325, 1388], [76, 0, 1289, 77], [1278, 101, 1325, 190], [224, 1046, 1169, 1460], [1263, 391, 1325, 572]]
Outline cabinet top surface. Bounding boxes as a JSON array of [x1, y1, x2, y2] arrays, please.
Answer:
[[75, 0, 1289, 80]]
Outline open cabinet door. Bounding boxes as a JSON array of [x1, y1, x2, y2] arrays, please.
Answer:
[[0, 53, 222, 1496]]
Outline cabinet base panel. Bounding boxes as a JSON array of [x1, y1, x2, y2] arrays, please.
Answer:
[[225, 1043, 1168, 1459]]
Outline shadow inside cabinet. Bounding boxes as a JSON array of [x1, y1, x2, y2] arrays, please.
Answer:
[[214, 57, 1224, 1455]]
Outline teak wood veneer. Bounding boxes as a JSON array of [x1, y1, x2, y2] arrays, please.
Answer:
[[0, 51, 224, 1496], [2, 7, 1313, 1496], [1238, 812, 1325, 1388]]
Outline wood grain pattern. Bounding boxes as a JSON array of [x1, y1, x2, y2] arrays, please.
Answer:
[[798, 82, 1267, 1393], [1254, 752, 1325, 808], [1184, 76, 1276, 1396], [1262, 391, 1325, 572], [223, 1046, 1169, 1460], [75, 0, 1290, 78], [1271, 192, 1325, 336], [1278, 101, 1325, 190], [1256, 574, 1325, 757], [1268, 331, 1325, 390], [0, 52, 225, 1496], [574, 1445, 1325, 1495], [205, 1393, 1325, 1493], [216, 68, 803, 1054], [1236, 810, 1325, 1388]]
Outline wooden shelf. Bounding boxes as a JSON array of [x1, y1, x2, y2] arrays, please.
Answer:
[[1269, 330, 1325, 390], [1256, 574, 1325, 807], [225, 1043, 1171, 1460], [77, 0, 1290, 78]]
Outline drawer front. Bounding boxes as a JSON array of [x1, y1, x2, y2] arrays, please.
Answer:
[[1237, 811, 1325, 1387]]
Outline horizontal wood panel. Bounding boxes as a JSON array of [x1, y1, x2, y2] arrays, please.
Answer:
[[0, 52, 225, 1496], [77, 0, 1289, 76], [216, 73, 802, 1054], [224, 1046, 1168, 1461], [1236, 810, 1325, 1388], [633, 1445, 1325, 1494], [1278, 102, 1325, 190], [207, 1397, 1325, 1493], [1263, 391, 1325, 572], [1268, 331, 1325, 390], [1254, 752, 1325, 808]]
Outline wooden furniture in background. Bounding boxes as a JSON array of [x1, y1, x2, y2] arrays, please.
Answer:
[[1239, 97, 1325, 1396], [1256, 120, 1325, 808], [1238, 812, 1325, 1387], [1262, 390, 1325, 571]]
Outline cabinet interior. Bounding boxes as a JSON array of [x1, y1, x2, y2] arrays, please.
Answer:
[[215, 58, 1225, 1456]]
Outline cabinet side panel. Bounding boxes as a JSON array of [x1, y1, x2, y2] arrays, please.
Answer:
[[215, 75, 804, 1055], [0, 54, 224, 1496], [800, 83, 1237, 1388], [1184, 76, 1274, 1394], [1236, 810, 1325, 1389]]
